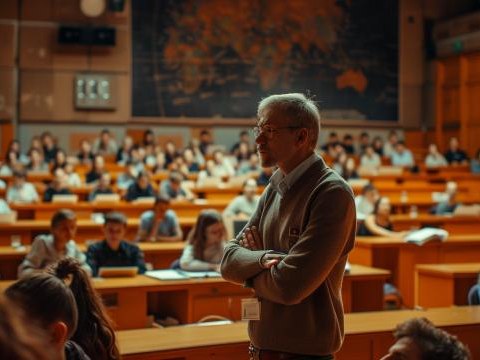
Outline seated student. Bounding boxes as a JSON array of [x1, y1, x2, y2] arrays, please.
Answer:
[[136, 196, 183, 242], [88, 172, 114, 201], [64, 163, 82, 188], [444, 137, 469, 165], [18, 209, 91, 277], [470, 149, 480, 173], [0, 149, 19, 176], [6, 168, 40, 203], [92, 129, 118, 156], [85, 155, 105, 184], [432, 181, 460, 215], [26, 147, 49, 173], [257, 166, 274, 186], [360, 145, 381, 169], [211, 150, 235, 178], [0, 294, 55, 360], [0, 198, 11, 214], [41, 131, 59, 164], [354, 183, 379, 221], [125, 170, 155, 201], [380, 317, 471, 360], [5, 272, 91, 360], [237, 152, 261, 175], [223, 178, 260, 219], [391, 141, 415, 168], [425, 143, 448, 168], [179, 210, 226, 271], [159, 170, 193, 200], [357, 197, 406, 238], [52, 148, 68, 172], [48, 259, 120, 360], [86, 212, 147, 276], [43, 168, 73, 202], [77, 139, 94, 165], [116, 162, 138, 190]]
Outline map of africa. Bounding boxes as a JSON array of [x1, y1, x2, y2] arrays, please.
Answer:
[[132, 0, 398, 121]]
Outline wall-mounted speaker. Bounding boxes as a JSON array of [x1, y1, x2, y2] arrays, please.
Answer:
[[58, 26, 116, 46]]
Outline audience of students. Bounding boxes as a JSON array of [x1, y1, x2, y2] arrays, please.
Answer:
[[136, 196, 183, 242], [18, 209, 91, 277], [86, 212, 147, 276], [179, 209, 226, 271]]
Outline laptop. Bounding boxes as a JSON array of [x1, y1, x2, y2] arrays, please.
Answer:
[[52, 194, 79, 204], [93, 193, 121, 203], [132, 197, 155, 205], [98, 266, 139, 278]]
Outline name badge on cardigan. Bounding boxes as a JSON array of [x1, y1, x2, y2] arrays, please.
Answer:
[[242, 298, 260, 320]]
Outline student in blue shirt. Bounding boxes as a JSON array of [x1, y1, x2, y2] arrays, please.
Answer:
[[136, 196, 183, 242]]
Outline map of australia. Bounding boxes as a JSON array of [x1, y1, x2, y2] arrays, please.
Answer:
[[132, 0, 398, 121]]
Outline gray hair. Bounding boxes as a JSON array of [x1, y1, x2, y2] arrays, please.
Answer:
[[257, 93, 320, 149]]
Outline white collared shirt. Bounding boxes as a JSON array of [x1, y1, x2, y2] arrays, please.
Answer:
[[270, 152, 320, 197]]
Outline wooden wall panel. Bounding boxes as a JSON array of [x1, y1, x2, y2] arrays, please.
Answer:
[[0, 24, 15, 67], [0, 122, 14, 158], [467, 84, 480, 123], [467, 54, 480, 84], [20, 0, 54, 21], [442, 86, 459, 125], [0, 0, 18, 20], [90, 28, 130, 72], [20, 71, 54, 120], [443, 57, 460, 86], [0, 69, 15, 120], [20, 25, 89, 70]]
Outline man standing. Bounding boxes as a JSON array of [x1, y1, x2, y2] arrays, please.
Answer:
[[221, 93, 356, 359], [18, 209, 91, 277], [87, 212, 146, 276]]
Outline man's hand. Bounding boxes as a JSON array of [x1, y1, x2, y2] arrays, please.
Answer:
[[260, 253, 286, 269], [239, 226, 262, 250]]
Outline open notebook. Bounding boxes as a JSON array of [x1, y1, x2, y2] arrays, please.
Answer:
[[145, 269, 221, 280], [404, 228, 449, 246]]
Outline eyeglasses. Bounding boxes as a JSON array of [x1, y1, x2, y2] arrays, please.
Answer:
[[251, 125, 302, 139]]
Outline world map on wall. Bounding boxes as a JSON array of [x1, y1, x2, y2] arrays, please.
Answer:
[[132, 0, 398, 121]]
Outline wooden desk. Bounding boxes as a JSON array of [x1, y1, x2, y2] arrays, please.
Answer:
[[0, 218, 197, 246], [415, 263, 480, 308], [10, 200, 229, 219], [0, 242, 186, 280], [0, 266, 389, 329], [350, 235, 480, 307], [391, 214, 480, 234], [118, 306, 480, 360]]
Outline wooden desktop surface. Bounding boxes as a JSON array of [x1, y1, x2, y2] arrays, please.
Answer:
[[0, 265, 389, 330], [118, 306, 480, 360]]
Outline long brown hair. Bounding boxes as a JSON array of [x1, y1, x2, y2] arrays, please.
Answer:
[[187, 209, 224, 261], [49, 258, 120, 360]]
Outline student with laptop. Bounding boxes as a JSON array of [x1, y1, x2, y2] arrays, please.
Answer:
[[88, 172, 114, 202], [43, 168, 73, 202], [86, 212, 147, 277], [18, 209, 91, 277], [136, 195, 183, 242]]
